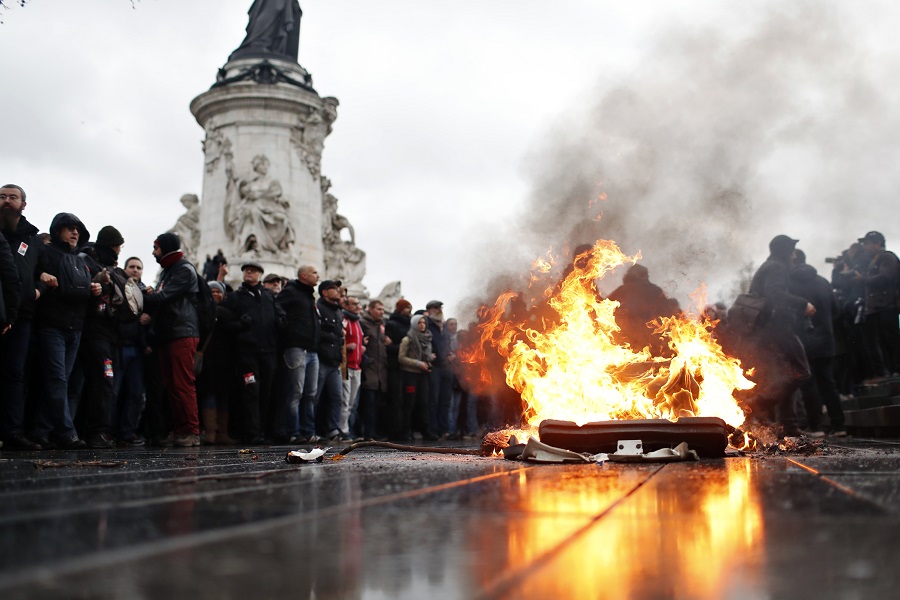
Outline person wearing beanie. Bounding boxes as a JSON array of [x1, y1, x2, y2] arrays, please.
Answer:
[[78, 224, 129, 449], [742, 234, 816, 438], [142, 232, 202, 447]]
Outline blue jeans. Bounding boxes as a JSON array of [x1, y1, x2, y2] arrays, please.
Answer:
[[34, 328, 81, 440], [114, 344, 146, 438], [315, 363, 343, 436], [0, 319, 32, 437], [281, 348, 319, 438]]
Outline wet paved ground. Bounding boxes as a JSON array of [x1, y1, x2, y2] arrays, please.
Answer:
[[2, 437, 900, 599]]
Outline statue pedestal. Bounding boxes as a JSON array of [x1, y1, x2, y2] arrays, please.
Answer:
[[190, 57, 337, 281]]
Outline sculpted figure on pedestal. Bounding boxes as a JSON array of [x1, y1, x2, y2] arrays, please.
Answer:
[[169, 193, 201, 265], [322, 192, 355, 247], [229, 0, 303, 62], [225, 154, 295, 258]]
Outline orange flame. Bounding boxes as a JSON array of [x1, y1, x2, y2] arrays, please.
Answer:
[[466, 240, 753, 429]]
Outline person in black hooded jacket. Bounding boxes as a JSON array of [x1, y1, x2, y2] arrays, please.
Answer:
[[790, 249, 846, 436], [744, 235, 815, 437], [0, 183, 33, 449], [77, 225, 128, 449], [30, 213, 100, 449]]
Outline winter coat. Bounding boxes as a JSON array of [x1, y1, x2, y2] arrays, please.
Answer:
[[360, 313, 388, 391], [316, 298, 344, 367], [748, 256, 809, 329], [399, 315, 433, 374], [427, 317, 450, 368], [790, 263, 836, 360], [863, 249, 900, 315], [80, 244, 123, 344], [142, 256, 200, 341], [34, 213, 91, 332], [223, 282, 284, 353], [276, 279, 320, 350], [385, 311, 410, 370], [0, 228, 21, 327], [1, 215, 38, 322], [343, 311, 364, 370]]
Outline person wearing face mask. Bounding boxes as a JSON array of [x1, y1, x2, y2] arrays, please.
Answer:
[[30, 213, 100, 450], [76, 225, 128, 449]]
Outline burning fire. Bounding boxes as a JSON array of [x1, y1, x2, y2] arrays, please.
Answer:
[[466, 240, 753, 430]]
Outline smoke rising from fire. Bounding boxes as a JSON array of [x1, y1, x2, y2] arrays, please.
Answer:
[[462, 2, 900, 313]]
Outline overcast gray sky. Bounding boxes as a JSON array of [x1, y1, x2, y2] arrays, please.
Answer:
[[3, 1, 899, 319]]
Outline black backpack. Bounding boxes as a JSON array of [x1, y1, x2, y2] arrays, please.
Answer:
[[194, 273, 217, 341], [57, 252, 92, 300]]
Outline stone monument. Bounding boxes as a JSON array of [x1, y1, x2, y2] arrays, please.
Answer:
[[180, 0, 373, 297]]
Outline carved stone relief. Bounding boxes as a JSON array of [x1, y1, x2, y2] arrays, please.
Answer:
[[202, 121, 233, 175], [224, 153, 296, 260], [169, 193, 202, 266], [290, 97, 339, 178]]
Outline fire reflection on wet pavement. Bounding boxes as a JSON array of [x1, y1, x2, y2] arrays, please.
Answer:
[[1, 438, 899, 599]]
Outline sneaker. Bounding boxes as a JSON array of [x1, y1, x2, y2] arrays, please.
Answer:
[[120, 434, 146, 447], [804, 429, 826, 439], [87, 433, 115, 449], [174, 433, 200, 447], [830, 430, 848, 437]]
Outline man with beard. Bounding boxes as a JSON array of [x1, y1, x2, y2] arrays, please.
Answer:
[[426, 300, 452, 439], [0, 184, 36, 449], [223, 262, 284, 443], [315, 279, 345, 441], [142, 233, 201, 447], [78, 226, 128, 449], [359, 299, 389, 440], [31, 213, 100, 449], [855, 231, 900, 380], [745, 235, 816, 437]]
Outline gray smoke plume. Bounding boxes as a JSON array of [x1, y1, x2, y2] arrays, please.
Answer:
[[463, 2, 900, 315]]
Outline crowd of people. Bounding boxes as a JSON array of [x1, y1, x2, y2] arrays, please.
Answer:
[[1, 181, 897, 449], [0, 183, 480, 450], [706, 232, 899, 437]]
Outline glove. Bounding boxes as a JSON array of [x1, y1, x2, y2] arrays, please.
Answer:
[[240, 314, 253, 328]]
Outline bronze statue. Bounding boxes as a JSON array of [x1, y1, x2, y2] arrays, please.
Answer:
[[229, 0, 302, 62]]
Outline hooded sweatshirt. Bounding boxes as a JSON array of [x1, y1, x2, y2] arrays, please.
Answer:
[[35, 213, 92, 331]]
